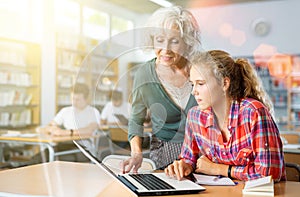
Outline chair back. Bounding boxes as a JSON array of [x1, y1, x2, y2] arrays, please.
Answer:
[[103, 154, 157, 173], [107, 126, 152, 157], [281, 134, 299, 144], [109, 127, 128, 142]]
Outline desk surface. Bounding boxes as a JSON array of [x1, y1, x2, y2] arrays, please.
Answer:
[[0, 131, 100, 162], [0, 161, 299, 197], [0, 161, 113, 197], [100, 125, 152, 132], [0, 132, 94, 144], [100, 180, 300, 197]]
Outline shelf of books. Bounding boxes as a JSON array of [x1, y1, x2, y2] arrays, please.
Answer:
[[265, 53, 300, 132], [287, 66, 300, 131], [0, 37, 41, 129], [55, 33, 119, 113], [236, 55, 289, 130]]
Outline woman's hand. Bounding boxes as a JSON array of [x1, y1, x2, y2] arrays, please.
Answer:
[[120, 152, 143, 174], [164, 160, 193, 181]]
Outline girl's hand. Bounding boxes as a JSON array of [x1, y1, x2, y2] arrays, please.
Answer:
[[164, 160, 193, 180], [195, 155, 216, 175]]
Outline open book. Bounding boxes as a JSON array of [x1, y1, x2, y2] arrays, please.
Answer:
[[242, 176, 274, 196]]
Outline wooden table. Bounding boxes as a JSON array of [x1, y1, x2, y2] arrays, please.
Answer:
[[0, 161, 299, 197], [0, 161, 112, 197], [0, 131, 98, 162], [99, 125, 152, 133], [283, 144, 300, 165]]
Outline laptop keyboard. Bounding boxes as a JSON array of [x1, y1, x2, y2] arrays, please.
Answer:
[[129, 174, 175, 190]]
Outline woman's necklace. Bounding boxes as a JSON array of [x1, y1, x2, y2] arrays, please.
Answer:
[[156, 66, 192, 108], [158, 75, 191, 98]]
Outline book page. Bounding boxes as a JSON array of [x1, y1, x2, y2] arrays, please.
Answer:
[[244, 176, 272, 189], [193, 174, 236, 186], [243, 176, 274, 196]]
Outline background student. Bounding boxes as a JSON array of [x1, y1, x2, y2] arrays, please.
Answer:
[[121, 6, 201, 173], [39, 83, 101, 156], [165, 50, 286, 182], [100, 90, 131, 126], [48, 83, 100, 136], [100, 89, 132, 149]]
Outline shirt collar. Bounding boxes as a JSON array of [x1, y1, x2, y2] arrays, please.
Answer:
[[229, 100, 240, 129]]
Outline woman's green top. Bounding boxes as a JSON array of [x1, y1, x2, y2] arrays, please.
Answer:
[[128, 58, 197, 143]]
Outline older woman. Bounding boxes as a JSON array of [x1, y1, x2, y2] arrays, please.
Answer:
[[121, 6, 201, 173]]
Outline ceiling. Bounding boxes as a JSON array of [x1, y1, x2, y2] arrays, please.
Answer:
[[101, 0, 276, 14]]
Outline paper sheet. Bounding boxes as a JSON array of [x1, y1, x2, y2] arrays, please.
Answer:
[[193, 174, 236, 186]]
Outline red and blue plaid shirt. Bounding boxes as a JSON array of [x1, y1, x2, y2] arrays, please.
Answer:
[[180, 98, 286, 182]]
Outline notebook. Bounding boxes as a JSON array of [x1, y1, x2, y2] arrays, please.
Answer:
[[114, 114, 129, 125], [242, 176, 274, 196], [73, 140, 205, 196]]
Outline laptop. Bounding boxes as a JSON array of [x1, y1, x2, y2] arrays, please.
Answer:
[[114, 114, 129, 125], [73, 140, 205, 196]]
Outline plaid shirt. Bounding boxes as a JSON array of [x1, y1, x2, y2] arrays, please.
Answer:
[[180, 98, 286, 182]]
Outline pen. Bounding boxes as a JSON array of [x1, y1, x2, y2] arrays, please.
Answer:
[[214, 175, 239, 185], [213, 175, 224, 181], [188, 173, 197, 183]]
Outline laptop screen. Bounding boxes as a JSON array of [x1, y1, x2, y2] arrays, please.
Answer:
[[114, 114, 129, 125]]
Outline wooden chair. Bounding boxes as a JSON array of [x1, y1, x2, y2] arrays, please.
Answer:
[[107, 126, 151, 157], [281, 134, 300, 144], [285, 162, 300, 182], [107, 127, 131, 155]]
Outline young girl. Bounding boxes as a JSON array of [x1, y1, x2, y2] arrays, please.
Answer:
[[165, 50, 286, 182]]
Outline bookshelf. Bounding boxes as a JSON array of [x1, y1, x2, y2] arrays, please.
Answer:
[[266, 54, 300, 131], [0, 38, 41, 129], [55, 33, 119, 113], [235, 56, 289, 130], [127, 62, 142, 102], [287, 56, 300, 130]]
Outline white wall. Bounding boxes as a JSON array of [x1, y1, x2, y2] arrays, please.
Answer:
[[41, 0, 56, 125], [189, 0, 300, 56], [134, 0, 300, 56]]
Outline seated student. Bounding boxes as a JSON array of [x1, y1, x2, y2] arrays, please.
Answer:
[[100, 90, 131, 126], [165, 50, 286, 182], [41, 83, 101, 156], [100, 90, 131, 149]]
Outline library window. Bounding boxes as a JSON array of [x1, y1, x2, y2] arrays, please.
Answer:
[[0, 0, 42, 41], [111, 15, 134, 37], [54, 0, 80, 34], [83, 7, 109, 41]]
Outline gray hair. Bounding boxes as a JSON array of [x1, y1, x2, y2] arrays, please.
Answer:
[[144, 6, 201, 57]]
